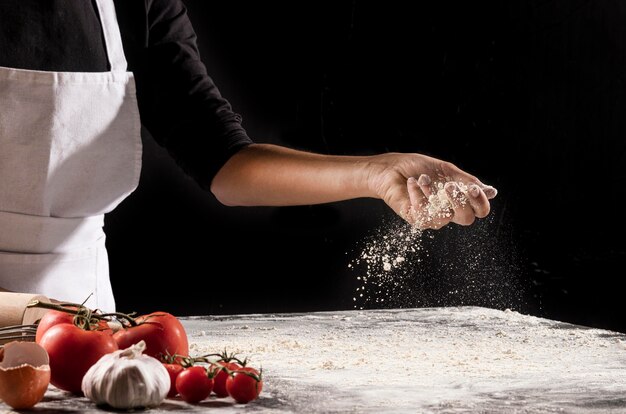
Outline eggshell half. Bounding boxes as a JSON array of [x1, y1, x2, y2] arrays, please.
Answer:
[[0, 341, 51, 409]]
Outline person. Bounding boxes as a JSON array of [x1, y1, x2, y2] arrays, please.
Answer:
[[0, 0, 496, 311]]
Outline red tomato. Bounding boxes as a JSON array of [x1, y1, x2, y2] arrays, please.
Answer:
[[36, 308, 111, 343], [35, 310, 74, 343], [39, 323, 118, 393], [113, 312, 188, 360], [176, 366, 213, 403], [163, 363, 184, 398], [212, 361, 242, 398], [226, 367, 263, 404]]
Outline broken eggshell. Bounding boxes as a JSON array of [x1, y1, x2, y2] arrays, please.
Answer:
[[0, 341, 51, 409]]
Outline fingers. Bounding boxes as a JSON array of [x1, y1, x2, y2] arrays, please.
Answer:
[[482, 186, 498, 199], [440, 162, 498, 200], [417, 174, 454, 229], [467, 184, 490, 218], [407, 177, 425, 210], [401, 177, 422, 226], [417, 174, 434, 198], [404, 176, 494, 230], [406, 177, 452, 230], [444, 182, 475, 226]]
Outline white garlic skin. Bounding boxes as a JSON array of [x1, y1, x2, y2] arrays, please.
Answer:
[[81, 340, 170, 409]]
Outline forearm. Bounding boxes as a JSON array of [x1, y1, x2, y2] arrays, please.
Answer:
[[210, 144, 377, 206]]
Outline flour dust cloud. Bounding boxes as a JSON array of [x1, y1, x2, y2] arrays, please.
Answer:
[[349, 215, 528, 311]]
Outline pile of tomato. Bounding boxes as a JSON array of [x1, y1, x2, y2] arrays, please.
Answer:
[[164, 352, 263, 404], [32, 302, 263, 405]]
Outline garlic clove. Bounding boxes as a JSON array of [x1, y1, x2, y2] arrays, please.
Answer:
[[0, 341, 51, 409]]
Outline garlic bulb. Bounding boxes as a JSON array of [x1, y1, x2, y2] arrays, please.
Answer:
[[81, 340, 170, 409]]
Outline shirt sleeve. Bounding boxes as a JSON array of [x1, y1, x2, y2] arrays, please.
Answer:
[[133, 0, 252, 190]]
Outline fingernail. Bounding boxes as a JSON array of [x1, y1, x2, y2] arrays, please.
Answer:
[[469, 185, 480, 198], [444, 182, 457, 192], [417, 174, 431, 186], [407, 177, 417, 184], [483, 186, 498, 199]]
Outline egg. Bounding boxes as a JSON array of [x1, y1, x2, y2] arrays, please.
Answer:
[[0, 341, 51, 409]]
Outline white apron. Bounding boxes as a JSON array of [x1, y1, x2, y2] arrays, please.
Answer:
[[0, 0, 141, 311]]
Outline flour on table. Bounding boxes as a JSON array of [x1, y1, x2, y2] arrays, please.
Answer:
[[184, 307, 626, 413]]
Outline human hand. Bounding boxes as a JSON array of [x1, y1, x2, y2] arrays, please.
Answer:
[[365, 153, 497, 229]]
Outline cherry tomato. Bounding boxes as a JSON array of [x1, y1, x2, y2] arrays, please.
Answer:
[[176, 366, 213, 403], [39, 323, 118, 393], [113, 312, 188, 360], [163, 363, 184, 398], [212, 361, 242, 398], [226, 367, 263, 404]]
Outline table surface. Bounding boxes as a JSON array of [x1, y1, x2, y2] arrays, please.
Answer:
[[2, 306, 626, 413]]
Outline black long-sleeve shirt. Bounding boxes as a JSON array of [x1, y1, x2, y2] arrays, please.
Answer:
[[0, 0, 252, 189]]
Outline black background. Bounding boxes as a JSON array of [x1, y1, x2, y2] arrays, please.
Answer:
[[107, 0, 626, 332]]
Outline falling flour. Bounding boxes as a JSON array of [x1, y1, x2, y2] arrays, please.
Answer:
[[348, 221, 424, 307], [349, 181, 527, 312], [348, 182, 463, 304]]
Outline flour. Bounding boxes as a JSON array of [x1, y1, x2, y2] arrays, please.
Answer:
[[184, 307, 626, 413], [348, 220, 426, 309], [423, 181, 468, 223], [349, 181, 527, 312], [349, 181, 466, 297]]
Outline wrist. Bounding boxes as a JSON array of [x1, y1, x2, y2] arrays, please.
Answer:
[[359, 154, 391, 199]]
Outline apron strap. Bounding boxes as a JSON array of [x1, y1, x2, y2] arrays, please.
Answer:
[[94, 0, 128, 72]]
